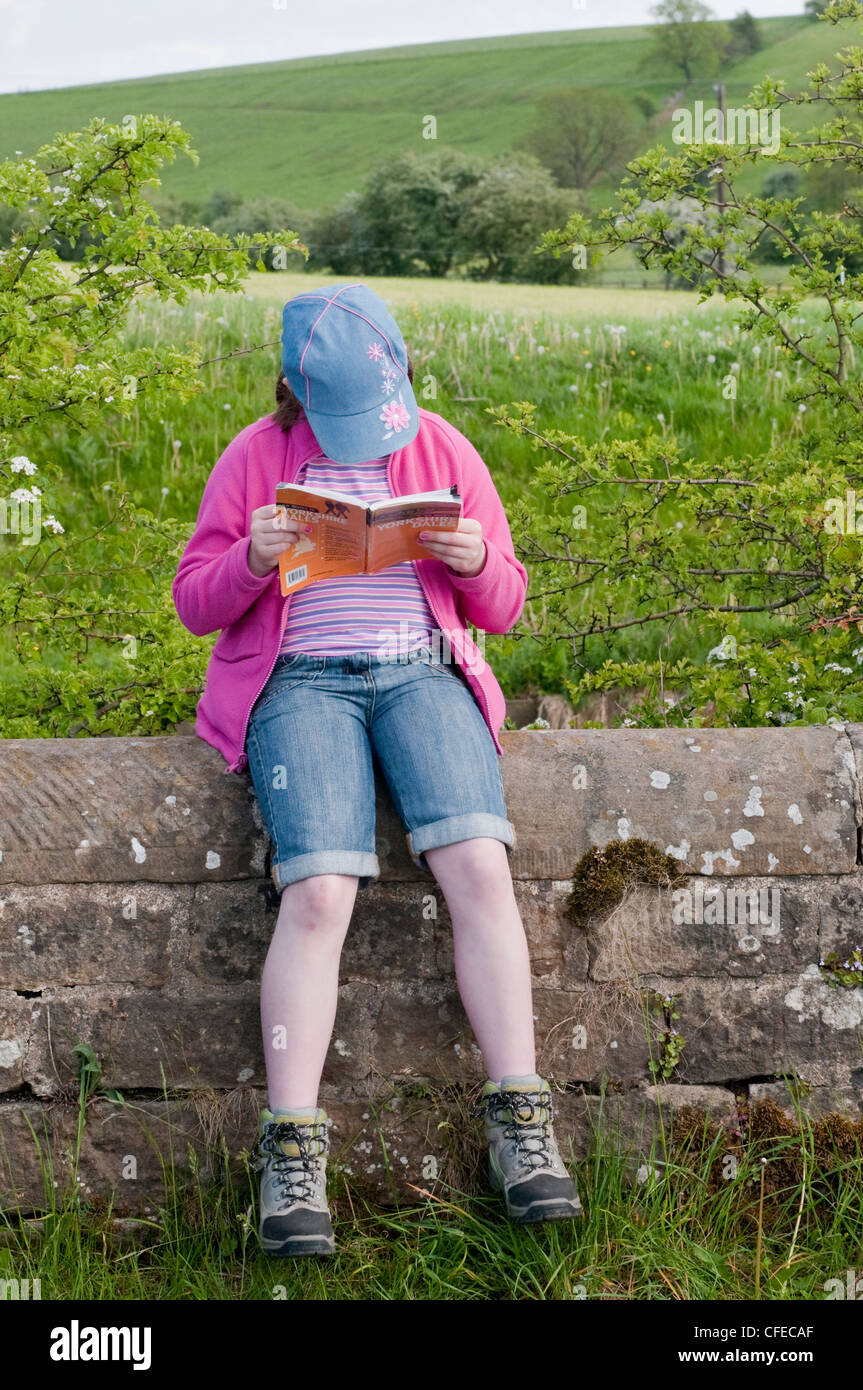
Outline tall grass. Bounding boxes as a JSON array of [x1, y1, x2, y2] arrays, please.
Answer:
[[2, 1084, 860, 1300]]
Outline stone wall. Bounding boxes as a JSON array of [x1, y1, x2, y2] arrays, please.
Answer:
[[1, 727, 862, 1214]]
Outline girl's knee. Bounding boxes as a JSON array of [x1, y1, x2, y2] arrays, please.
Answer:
[[278, 873, 358, 931], [428, 838, 513, 896]]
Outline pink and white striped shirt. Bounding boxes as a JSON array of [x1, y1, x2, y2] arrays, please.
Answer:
[[279, 454, 437, 657]]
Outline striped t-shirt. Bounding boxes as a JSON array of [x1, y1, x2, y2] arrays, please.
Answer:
[[279, 454, 436, 657]]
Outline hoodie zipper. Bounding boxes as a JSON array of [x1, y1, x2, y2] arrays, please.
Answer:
[[230, 435, 318, 773], [386, 451, 499, 750], [232, 589, 291, 773], [412, 558, 496, 742]]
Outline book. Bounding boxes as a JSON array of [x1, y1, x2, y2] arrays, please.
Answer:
[[274, 481, 463, 596]]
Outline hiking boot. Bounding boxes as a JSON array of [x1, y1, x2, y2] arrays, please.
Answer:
[[252, 1106, 335, 1257], [470, 1074, 583, 1224]]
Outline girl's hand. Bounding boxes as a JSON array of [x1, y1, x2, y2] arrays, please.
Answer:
[[418, 517, 487, 578], [247, 504, 310, 578]]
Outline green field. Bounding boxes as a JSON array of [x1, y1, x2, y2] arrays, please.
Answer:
[[0, 13, 842, 217]]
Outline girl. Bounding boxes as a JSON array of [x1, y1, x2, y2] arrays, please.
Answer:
[[173, 283, 581, 1257]]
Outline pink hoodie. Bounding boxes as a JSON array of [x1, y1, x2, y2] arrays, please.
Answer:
[[172, 406, 528, 774]]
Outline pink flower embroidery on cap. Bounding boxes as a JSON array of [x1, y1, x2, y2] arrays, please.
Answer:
[[380, 395, 411, 439], [367, 342, 386, 362]]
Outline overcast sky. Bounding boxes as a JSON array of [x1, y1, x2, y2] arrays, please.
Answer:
[[0, 0, 810, 94]]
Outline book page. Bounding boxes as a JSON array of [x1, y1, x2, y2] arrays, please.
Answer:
[[276, 484, 367, 595], [366, 494, 462, 572]]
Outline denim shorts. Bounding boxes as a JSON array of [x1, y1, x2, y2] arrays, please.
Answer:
[[245, 645, 515, 891]]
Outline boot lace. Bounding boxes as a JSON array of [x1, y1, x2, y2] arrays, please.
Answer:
[[470, 1088, 556, 1171], [252, 1121, 328, 1204]]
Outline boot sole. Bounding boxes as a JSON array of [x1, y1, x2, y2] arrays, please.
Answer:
[[489, 1160, 583, 1223], [260, 1233, 336, 1258], [509, 1198, 583, 1224]]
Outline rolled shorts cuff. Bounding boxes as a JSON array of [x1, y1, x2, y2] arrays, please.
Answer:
[[272, 850, 380, 893], [406, 813, 516, 869]]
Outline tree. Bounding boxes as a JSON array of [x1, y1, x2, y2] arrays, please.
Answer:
[[522, 88, 643, 190], [804, 0, 831, 16], [351, 149, 485, 277], [454, 155, 579, 281], [211, 194, 307, 270], [725, 10, 763, 58], [647, 0, 728, 82], [305, 151, 579, 282], [305, 190, 370, 275], [0, 116, 305, 735]]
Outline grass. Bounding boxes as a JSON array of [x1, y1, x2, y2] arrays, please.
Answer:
[[242, 270, 712, 320], [1, 1088, 861, 1300], [0, 14, 838, 214], [69, 275, 824, 520]]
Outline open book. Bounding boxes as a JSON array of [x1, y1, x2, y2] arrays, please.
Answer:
[[275, 482, 462, 596]]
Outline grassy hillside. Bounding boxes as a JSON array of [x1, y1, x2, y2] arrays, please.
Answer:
[[0, 13, 845, 217]]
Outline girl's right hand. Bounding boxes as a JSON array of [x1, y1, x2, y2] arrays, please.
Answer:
[[247, 504, 310, 577]]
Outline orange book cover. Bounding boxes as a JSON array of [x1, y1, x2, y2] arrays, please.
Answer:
[[275, 483, 462, 596]]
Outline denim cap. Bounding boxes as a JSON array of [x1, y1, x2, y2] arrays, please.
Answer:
[[280, 282, 420, 463]]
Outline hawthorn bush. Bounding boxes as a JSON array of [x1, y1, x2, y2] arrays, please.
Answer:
[[497, 0, 863, 726], [0, 115, 304, 737]]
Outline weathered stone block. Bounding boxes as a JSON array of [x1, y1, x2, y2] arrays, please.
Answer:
[[0, 1102, 66, 1209], [583, 1082, 739, 1156], [371, 981, 479, 1081], [25, 989, 265, 1094], [0, 1095, 248, 1215], [587, 877, 820, 982], [3, 728, 856, 887], [0, 737, 268, 884], [324, 1089, 479, 1205], [672, 972, 863, 1083], [749, 1071, 863, 1119], [173, 881, 275, 988], [0, 882, 184, 990], [533, 985, 654, 1083], [499, 726, 857, 879], [342, 884, 441, 981], [0, 996, 32, 1093]]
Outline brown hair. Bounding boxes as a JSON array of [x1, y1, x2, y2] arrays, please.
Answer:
[[273, 352, 415, 435]]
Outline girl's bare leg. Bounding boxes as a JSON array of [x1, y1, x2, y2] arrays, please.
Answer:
[[423, 838, 537, 1081], [260, 873, 359, 1110]]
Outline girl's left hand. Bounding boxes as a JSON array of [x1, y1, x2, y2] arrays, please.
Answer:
[[418, 517, 487, 577]]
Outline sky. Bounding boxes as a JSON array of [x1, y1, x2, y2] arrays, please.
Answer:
[[0, 0, 810, 95]]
